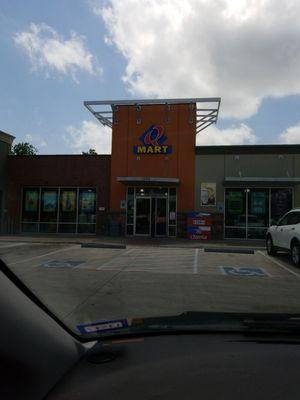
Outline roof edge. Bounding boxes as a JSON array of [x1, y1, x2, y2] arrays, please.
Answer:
[[196, 144, 300, 155], [0, 130, 15, 145], [7, 154, 111, 158]]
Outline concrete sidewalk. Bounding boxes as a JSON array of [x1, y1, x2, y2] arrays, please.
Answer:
[[0, 234, 266, 250]]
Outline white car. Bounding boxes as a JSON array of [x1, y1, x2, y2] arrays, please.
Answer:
[[266, 208, 300, 267]]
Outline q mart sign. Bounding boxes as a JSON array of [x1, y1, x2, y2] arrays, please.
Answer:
[[133, 125, 172, 155]]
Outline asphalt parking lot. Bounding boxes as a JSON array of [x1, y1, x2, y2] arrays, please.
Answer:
[[1, 240, 300, 335]]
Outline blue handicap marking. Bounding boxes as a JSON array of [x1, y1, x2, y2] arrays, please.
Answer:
[[221, 266, 268, 277], [42, 260, 84, 268]]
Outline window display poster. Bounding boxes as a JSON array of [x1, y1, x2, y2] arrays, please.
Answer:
[[251, 192, 266, 214], [228, 191, 243, 214], [201, 183, 216, 206], [43, 191, 57, 212], [25, 190, 38, 212], [62, 191, 76, 212], [81, 191, 95, 212]]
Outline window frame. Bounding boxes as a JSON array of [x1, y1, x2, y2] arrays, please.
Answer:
[[20, 186, 97, 234]]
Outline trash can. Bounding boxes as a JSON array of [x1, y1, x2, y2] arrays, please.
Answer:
[[109, 220, 120, 237]]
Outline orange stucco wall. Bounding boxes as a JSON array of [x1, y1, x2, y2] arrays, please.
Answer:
[[109, 103, 196, 212]]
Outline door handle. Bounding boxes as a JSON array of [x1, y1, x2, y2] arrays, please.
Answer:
[[280, 229, 283, 232], [291, 228, 295, 231]]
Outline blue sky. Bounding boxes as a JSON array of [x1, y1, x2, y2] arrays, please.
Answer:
[[1, 0, 300, 153]]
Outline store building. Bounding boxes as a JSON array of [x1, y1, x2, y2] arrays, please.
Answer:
[[2, 98, 300, 239], [6, 154, 110, 235], [84, 98, 221, 237], [0, 130, 15, 232], [196, 145, 300, 239]]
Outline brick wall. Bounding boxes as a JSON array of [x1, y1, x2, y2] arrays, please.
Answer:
[[6, 155, 111, 234]]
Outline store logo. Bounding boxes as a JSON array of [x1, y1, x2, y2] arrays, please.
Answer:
[[133, 125, 172, 155]]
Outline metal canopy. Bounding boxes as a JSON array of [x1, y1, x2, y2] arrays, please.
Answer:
[[84, 97, 221, 134], [225, 177, 300, 183], [117, 177, 180, 186]]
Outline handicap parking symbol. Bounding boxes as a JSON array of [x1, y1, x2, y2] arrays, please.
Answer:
[[42, 260, 84, 269], [221, 266, 268, 277]]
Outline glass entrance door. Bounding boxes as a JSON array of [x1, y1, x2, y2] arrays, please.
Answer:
[[127, 187, 177, 237], [155, 198, 167, 236], [135, 197, 151, 235]]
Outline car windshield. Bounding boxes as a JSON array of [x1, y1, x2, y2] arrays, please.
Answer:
[[1, 1, 300, 340]]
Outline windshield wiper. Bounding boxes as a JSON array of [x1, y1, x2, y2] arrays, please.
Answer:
[[88, 312, 300, 339], [242, 314, 300, 333]]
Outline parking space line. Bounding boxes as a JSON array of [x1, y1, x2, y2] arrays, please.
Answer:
[[96, 247, 137, 270], [7, 245, 79, 266], [0, 242, 28, 249], [193, 249, 199, 274], [99, 268, 195, 274], [258, 250, 300, 278]]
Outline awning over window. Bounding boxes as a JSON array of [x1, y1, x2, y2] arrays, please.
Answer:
[[224, 177, 300, 186], [117, 177, 179, 186]]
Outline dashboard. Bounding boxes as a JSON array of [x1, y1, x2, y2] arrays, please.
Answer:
[[46, 333, 300, 400]]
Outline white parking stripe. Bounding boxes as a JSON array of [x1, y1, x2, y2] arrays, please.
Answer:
[[96, 267, 195, 275], [258, 250, 300, 278], [7, 245, 79, 266], [96, 247, 137, 270], [0, 242, 28, 249]]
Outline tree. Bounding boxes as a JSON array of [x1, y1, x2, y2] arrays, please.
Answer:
[[82, 148, 98, 155], [11, 142, 38, 155]]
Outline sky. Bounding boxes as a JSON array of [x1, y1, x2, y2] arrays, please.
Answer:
[[1, 0, 300, 154]]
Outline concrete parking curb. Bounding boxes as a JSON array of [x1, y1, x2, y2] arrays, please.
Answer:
[[204, 247, 255, 255], [0, 235, 265, 251], [81, 243, 126, 249]]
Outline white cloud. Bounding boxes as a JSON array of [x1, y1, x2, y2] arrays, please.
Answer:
[[94, 0, 300, 119], [65, 120, 112, 154], [14, 23, 101, 82], [279, 123, 300, 144], [196, 123, 257, 145], [25, 133, 47, 149]]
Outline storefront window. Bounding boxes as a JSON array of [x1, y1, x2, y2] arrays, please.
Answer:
[[78, 188, 96, 234], [225, 189, 246, 238], [78, 189, 96, 223], [21, 187, 96, 234], [21, 188, 40, 232], [225, 187, 293, 239], [247, 189, 269, 239], [126, 225, 134, 235], [271, 189, 292, 225], [22, 188, 40, 222], [39, 189, 58, 233], [40, 189, 58, 221], [59, 189, 77, 223]]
